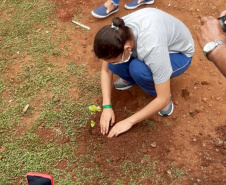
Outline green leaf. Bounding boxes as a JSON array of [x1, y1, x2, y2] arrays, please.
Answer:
[[88, 105, 96, 112], [88, 105, 101, 113], [95, 106, 101, 112], [91, 120, 95, 127]]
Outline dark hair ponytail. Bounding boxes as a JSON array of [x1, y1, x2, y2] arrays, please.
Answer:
[[94, 17, 132, 60], [112, 17, 125, 28]]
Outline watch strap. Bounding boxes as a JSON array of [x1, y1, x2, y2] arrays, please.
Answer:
[[214, 40, 226, 45], [204, 40, 226, 61]]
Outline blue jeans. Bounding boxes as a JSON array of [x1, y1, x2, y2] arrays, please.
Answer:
[[112, 0, 120, 6], [108, 53, 192, 96]]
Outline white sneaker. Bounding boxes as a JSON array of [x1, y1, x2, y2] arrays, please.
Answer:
[[113, 78, 134, 90], [158, 99, 174, 116]]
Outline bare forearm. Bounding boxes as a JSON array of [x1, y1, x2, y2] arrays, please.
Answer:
[[127, 80, 171, 125], [208, 45, 226, 77], [101, 69, 113, 105], [107, 80, 171, 138], [127, 97, 170, 125], [197, 14, 226, 77]]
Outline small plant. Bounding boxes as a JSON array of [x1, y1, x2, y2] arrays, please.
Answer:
[[89, 105, 101, 115], [90, 120, 96, 128], [89, 105, 102, 127]]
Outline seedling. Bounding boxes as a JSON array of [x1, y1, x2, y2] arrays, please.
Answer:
[[89, 105, 102, 127], [90, 120, 95, 128], [88, 105, 101, 115]]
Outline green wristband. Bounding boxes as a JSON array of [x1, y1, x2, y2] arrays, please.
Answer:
[[103, 104, 112, 109]]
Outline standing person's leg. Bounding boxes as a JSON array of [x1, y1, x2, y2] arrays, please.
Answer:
[[91, 0, 120, 18], [125, 0, 154, 10], [112, 0, 120, 5]]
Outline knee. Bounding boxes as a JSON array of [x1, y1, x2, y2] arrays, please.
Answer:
[[129, 59, 143, 79], [129, 59, 153, 82]]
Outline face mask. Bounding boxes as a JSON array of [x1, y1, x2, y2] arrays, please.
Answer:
[[112, 51, 132, 65]]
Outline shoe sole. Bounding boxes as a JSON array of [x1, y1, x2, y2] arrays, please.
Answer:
[[114, 85, 133, 90], [91, 8, 119, 18], [124, 0, 154, 10], [158, 102, 174, 117]]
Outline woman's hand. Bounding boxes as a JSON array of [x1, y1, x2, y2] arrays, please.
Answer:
[[106, 80, 171, 138], [107, 119, 133, 138], [100, 108, 115, 135]]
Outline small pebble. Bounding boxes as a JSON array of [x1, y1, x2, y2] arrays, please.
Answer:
[[215, 140, 223, 147], [202, 98, 207, 103], [140, 149, 148, 154], [151, 142, 157, 148], [53, 97, 60, 102], [195, 108, 202, 113], [197, 179, 202, 183], [41, 122, 45, 127], [215, 97, 222, 101]]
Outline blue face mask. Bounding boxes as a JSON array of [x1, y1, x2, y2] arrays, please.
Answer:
[[112, 51, 132, 65]]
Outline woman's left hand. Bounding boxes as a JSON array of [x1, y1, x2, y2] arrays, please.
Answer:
[[107, 119, 133, 138]]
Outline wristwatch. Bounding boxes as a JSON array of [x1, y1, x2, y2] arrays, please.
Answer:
[[203, 40, 226, 61]]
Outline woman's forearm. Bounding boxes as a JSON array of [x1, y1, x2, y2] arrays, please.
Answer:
[[127, 96, 170, 125], [101, 64, 113, 105], [127, 80, 171, 125]]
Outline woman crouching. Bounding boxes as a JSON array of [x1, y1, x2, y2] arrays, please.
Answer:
[[93, 8, 194, 138]]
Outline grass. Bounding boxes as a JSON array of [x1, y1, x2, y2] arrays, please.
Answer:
[[0, 0, 99, 184], [0, 0, 186, 184]]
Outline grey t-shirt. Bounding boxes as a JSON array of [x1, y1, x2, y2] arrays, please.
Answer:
[[122, 8, 194, 84]]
